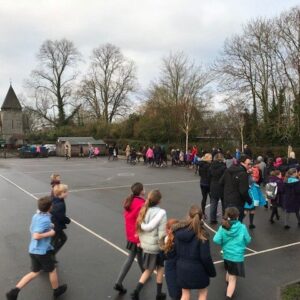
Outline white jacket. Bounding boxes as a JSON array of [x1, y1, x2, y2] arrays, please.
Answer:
[[139, 206, 167, 254]]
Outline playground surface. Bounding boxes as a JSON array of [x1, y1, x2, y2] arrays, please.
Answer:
[[1, 157, 300, 300]]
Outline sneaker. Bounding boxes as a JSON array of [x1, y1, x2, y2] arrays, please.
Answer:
[[6, 288, 20, 300], [156, 293, 166, 300], [249, 224, 256, 229], [53, 284, 67, 298], [114, 283, 127, 294]]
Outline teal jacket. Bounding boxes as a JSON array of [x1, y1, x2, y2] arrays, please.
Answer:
[[213, 220, 251, 262]]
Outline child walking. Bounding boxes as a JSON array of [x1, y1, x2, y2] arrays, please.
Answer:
[[174, 205, 216, 300], [283, 168, 300, 229], [131, 189, 167, 300], [114, 183, 146, 294], [6, 196, 67, 300], [266, 170, 284, 223], [51, 184, 71, 255], [161, 219, 182, 300], [213, 207, 251, 300]]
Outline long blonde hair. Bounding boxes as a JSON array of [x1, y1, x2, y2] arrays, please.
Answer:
[[136, 190, 162, 232], [186, 205, 208, 241]]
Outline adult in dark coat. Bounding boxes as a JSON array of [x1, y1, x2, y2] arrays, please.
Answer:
[[243, 144, 252, 158], [174, 205, 216, 299], [208, 153, 226, 224], [198, 153, 212, 216], [219, 155, 252, 222]]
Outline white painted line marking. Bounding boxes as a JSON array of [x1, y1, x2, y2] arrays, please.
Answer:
[[204, 204, 257, 253], [1, 174, 299, 265], [32, 180, 199, 195], [0, 174, 130, 257]]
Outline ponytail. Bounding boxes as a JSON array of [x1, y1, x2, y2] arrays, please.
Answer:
[[222, 207, 239, 230], [123, 182, 144, 211], [136, 189, 162, 232], [187, 205, 208, 241]]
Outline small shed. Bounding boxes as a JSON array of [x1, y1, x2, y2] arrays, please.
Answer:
[[56, 137, 106, 157]]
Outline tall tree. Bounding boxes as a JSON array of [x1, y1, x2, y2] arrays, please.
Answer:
[[27, 39, 81, 127], [78, 44, 137, 124]]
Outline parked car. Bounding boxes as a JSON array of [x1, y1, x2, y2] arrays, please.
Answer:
[[44, 144, 56, 156], [18, 145, 48, 158]]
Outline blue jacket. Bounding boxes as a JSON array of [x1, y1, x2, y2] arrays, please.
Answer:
[[51, 197, 70, 232], [245, 182, 266, 209], [213, 221, 251, 262], [29, 212, 53, 255]]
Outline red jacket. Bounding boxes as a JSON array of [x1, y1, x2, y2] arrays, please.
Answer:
[[124, 196, 145, 244]]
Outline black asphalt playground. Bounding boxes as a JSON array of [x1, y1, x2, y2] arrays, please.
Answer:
[[1, 157, 300, 300]]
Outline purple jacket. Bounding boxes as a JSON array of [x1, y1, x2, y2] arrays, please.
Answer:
[[283, 181, 300, 213]]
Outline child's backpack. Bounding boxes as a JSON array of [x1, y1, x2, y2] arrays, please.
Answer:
[[265, 182, 278, 199]]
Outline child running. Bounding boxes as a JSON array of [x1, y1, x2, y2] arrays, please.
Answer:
[[131, 189, 167, 300], [51, 184, 71, 255], [6, 196, 67, 300], [174, 205, 216, 300], [114, 183, 146, 294], [213, 207, 251, 300], [50, 174, 61, 197]]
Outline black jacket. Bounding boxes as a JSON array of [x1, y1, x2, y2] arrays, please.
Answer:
[[198, 161, 211, 186], [219, 164, 252, 208], [51, 197, 71, 232], [209, 161, 226, 199], [174, 227, 216, 289]]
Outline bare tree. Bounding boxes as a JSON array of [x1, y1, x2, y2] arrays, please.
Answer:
[[26, 39, 81, 127], [78, 44, 137, 124], [150, 52, 210, 151]]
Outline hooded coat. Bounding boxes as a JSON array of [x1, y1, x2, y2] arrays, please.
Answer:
[[198, 160, 211, 186], [283, 180, 300, 213], [174, 227, 216, 289], [267, 176, 284, 206], [219, 164, 252, 208], [213, 221, 251, 262]]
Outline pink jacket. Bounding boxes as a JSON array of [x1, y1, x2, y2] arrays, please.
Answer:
[[124, 196, 145, 244], [146, 148, 154, 158]]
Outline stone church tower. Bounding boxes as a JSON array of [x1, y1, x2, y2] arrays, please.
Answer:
[[0, 85, 23, 145]]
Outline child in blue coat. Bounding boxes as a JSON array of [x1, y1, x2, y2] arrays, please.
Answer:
[[213, 207, 251, 300]]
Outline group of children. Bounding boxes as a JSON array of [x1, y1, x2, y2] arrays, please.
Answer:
[[114, 182, 251, 300], [6, 174, 70, 300]]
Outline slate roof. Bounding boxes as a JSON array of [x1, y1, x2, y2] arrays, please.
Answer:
[[1, 85, 22, 110], [57, 137, 106, 145]]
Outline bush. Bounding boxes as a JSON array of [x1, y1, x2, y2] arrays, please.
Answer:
[[282, 282, 300, 300]]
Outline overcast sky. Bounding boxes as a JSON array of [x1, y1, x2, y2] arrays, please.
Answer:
[[0, 0, 299, 109]]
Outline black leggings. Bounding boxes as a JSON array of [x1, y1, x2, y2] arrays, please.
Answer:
[[200, 185, 210, 214], [52, 231, 67, 254], [270, 206, 280, 221]]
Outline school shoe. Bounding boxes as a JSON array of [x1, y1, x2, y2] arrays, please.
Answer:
[[284, 225, 291, 230], [53, 284, 67, 298], [249, 224, 256, 229], [269, 219, 275, 224], [114, 283, 127, 294], [130, 290, 139, 300], [6, 288, 20, 300], [156, 293, 166, 300]]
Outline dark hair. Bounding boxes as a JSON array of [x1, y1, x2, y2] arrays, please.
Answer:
[[239, 154, 251, 164], [124, 182, 144, 211], [221, 207, 240, 230], [38, 196, 52, 212], [214, 153, 224, 161]]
